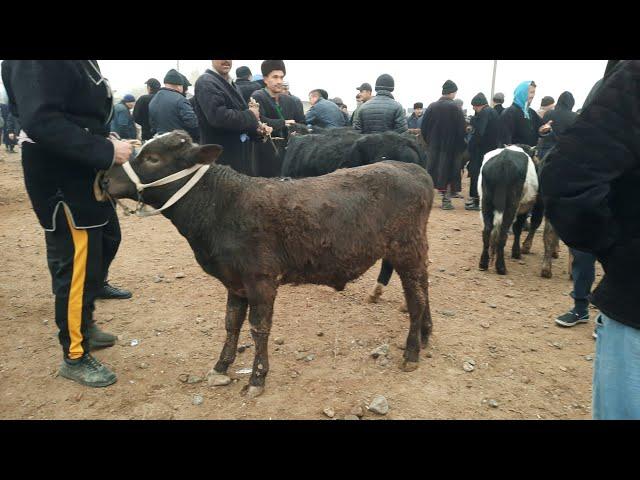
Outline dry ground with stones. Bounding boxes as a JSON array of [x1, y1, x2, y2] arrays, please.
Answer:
[[0, 147, 601, 419]]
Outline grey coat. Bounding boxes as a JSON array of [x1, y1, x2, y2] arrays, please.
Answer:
[[149, 87, 199, 140], [353, 91, 408, 134]]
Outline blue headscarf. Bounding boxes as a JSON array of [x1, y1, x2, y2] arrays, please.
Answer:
[[513, 81, 532, 119]]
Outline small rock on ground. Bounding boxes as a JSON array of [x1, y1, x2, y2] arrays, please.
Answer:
[[463, 361, 475, 372], [274, 338, 284, 345], [368, 395, 389, 415], [192, 395, 204, 406], [323, 407, 335, 418], [175, 272, 186, 279], [208, 375, 231, 387], [488, 399, 499, 408], [343, 415, 360, 420], [370, 344, 390, 359], [350, 406, 364, 418]]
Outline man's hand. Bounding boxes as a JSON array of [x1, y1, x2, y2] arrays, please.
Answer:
[[257, 123, 273, 136], [110, 138, 134, 165], [8, 133, 15, 140], [285, 119, 296, 126], [248, 98, 261, 121]]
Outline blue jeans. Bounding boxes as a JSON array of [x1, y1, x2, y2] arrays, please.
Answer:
[[592, 312, 640, 419], [570, 248, 596, 316]]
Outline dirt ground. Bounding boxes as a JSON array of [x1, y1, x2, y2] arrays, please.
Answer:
[[0, 147, 602, 420]]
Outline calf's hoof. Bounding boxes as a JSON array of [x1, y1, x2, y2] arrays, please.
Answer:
[[541, 268, 552, 279], [479, 260, 489, 271], [401, 360, 420, 372], [511, 252, 521, 260], [241, 385, 265, 399], [367, 283, 384, 304], [496, 266, 507, 275]]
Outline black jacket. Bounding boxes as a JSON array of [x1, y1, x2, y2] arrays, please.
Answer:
[[236, 79, 262, 103], [536, 92, 578, 155], [353, 90, 408, 134], [149, 87, 199, 141], [468, 105, 500, 176], [420, 96, 467, 189], [498, 103, 542, 147], [133, 92, 156, 141], [493, 104, 504, 115], [1, 60, 115, 230], [539, 60, 640, 329], [250, 88, 306, 138], [193, 69, 259, 175]]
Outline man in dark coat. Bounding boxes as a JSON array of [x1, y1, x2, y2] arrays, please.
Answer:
[[235, 66, 262, 103], [110, 94, 137, 140], [407, 102, 424, 132], [133, 78, 160, 142], [498, 81, 543, 147], [250, 60, 305, 177], [149, 69, 199, 141], [539, 60, 640, 419], [193, 60, 270, 176], [536, 91, 577, 160], [492, 92, 505, 115], [305, 89, 346, 129], [420, 79, 467, 210], [1, 60, 135, 387], [354, 74, 407, 134], [465, 92, 500, 210]]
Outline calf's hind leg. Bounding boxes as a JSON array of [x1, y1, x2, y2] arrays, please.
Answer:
[[418, 270, 433, 348], [396, 265, 427, 372], [521, 197, 544, 254], [541, 218, 557, 278], [210, 291, 248, 377]]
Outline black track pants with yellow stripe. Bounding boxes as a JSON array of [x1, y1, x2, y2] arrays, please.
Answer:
[[45, 207, 105, 360]]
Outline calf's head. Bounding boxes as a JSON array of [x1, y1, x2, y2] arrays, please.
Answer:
[[103, 130, 223, 201]]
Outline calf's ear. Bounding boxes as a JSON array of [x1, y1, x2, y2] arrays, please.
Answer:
[[189, 144, 224, 165]]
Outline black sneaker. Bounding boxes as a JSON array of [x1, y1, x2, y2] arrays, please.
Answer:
[[592, 329, 598, 340], [465, 203, 481, 211], [97, 282, 132, 300], [59, 354, 117, 387], [441, 199, 455, 210], [555, 311, 589, 327], [87, 321, 117, 349]]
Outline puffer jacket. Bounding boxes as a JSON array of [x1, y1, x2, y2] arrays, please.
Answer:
[[305, 97, 346, 129], [354, 90, 408, 134]]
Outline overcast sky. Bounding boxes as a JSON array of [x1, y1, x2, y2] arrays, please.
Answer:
[[1, 60, 607, 112], [94, 60, 606, 112]]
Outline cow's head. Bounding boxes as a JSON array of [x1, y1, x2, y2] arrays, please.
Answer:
[[102, 131, 223, 201]]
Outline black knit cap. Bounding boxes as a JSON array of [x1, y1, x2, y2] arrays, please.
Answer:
[[471, 92, 488, 106], [236, 66, 252, 79], [180, 74, 191, 87], [375, 74, 394, 92], [145, 78, 161, 90], [541, 96, 555, 107], [442, 79, 458, 95], [261, 60, 286, 77], [413, 102, 423, 109], [164, 69, 183, 85]]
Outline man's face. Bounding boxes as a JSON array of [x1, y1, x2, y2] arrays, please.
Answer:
[[265, 70, 285, 94], [414, 107, 423, 117], [125, 101, 135, 110], [309, 93, 319, 105], [528, 85, 536, 104], [472, 105, 483, 114], [359, 90, 372, 102], [147, 85, 153, 94], [212, 60, 232, 76]]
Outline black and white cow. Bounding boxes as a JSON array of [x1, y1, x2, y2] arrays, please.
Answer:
[[478, 145, 543, 275]]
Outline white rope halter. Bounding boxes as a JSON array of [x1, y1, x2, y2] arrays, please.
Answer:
[[119, 161, 210, 217]]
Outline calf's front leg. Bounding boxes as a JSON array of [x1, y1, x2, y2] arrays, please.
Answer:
[[210, 290, 248, 377]]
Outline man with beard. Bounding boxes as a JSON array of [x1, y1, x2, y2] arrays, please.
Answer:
[[249, 60, 305, 176], [420, 79, 467, 210], [133, 78, 160, 142], [465, 92, 500, 211], [193, 60, 271, 176]]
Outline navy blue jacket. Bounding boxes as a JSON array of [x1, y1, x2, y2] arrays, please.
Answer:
[[305, 98, 346, 128], [149, 87, 199, 141]]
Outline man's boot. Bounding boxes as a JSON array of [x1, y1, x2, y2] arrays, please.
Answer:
[[367, 282, 385, 303], [97, 281, 132, 300], [87, 319, 117, 349], [59, 354, 117, 387], [465, 197, 480, 211], [441, 195, 454, 210]]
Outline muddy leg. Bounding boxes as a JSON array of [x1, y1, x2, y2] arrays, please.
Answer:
[[212, 291, 248, 375], [396, 267, 426, 371], [541, 218, 556, 278], [521, 197, 544, 254], [496, 205, 516, 275], [479, 203, 493, 271], [243, 280, 277, 398], [511, 213, 527, 259], [418, 270, 432, 348]]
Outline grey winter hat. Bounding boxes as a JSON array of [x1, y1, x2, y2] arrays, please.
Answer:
[[442, 79, 458, 95], [492, 92, 505, 103], [375, 74, 395, 92], [471, 92, 488, 106], [164, 69, 184, 85]]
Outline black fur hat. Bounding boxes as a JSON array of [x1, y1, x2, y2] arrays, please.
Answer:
[[442, 79, 458, 95], [261, 60, 286, 77]]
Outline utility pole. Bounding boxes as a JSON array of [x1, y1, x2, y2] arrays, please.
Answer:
[[490, 60, 497, 102], [177, 60, 180, 72]]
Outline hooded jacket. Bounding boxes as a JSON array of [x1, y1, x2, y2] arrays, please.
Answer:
[[536, 91, 578, 156], [539, 60, 640, 329], [354, 90, 408, 134]]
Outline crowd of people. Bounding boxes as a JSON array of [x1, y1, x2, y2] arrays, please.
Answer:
[[0, 59, 638, 420]]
